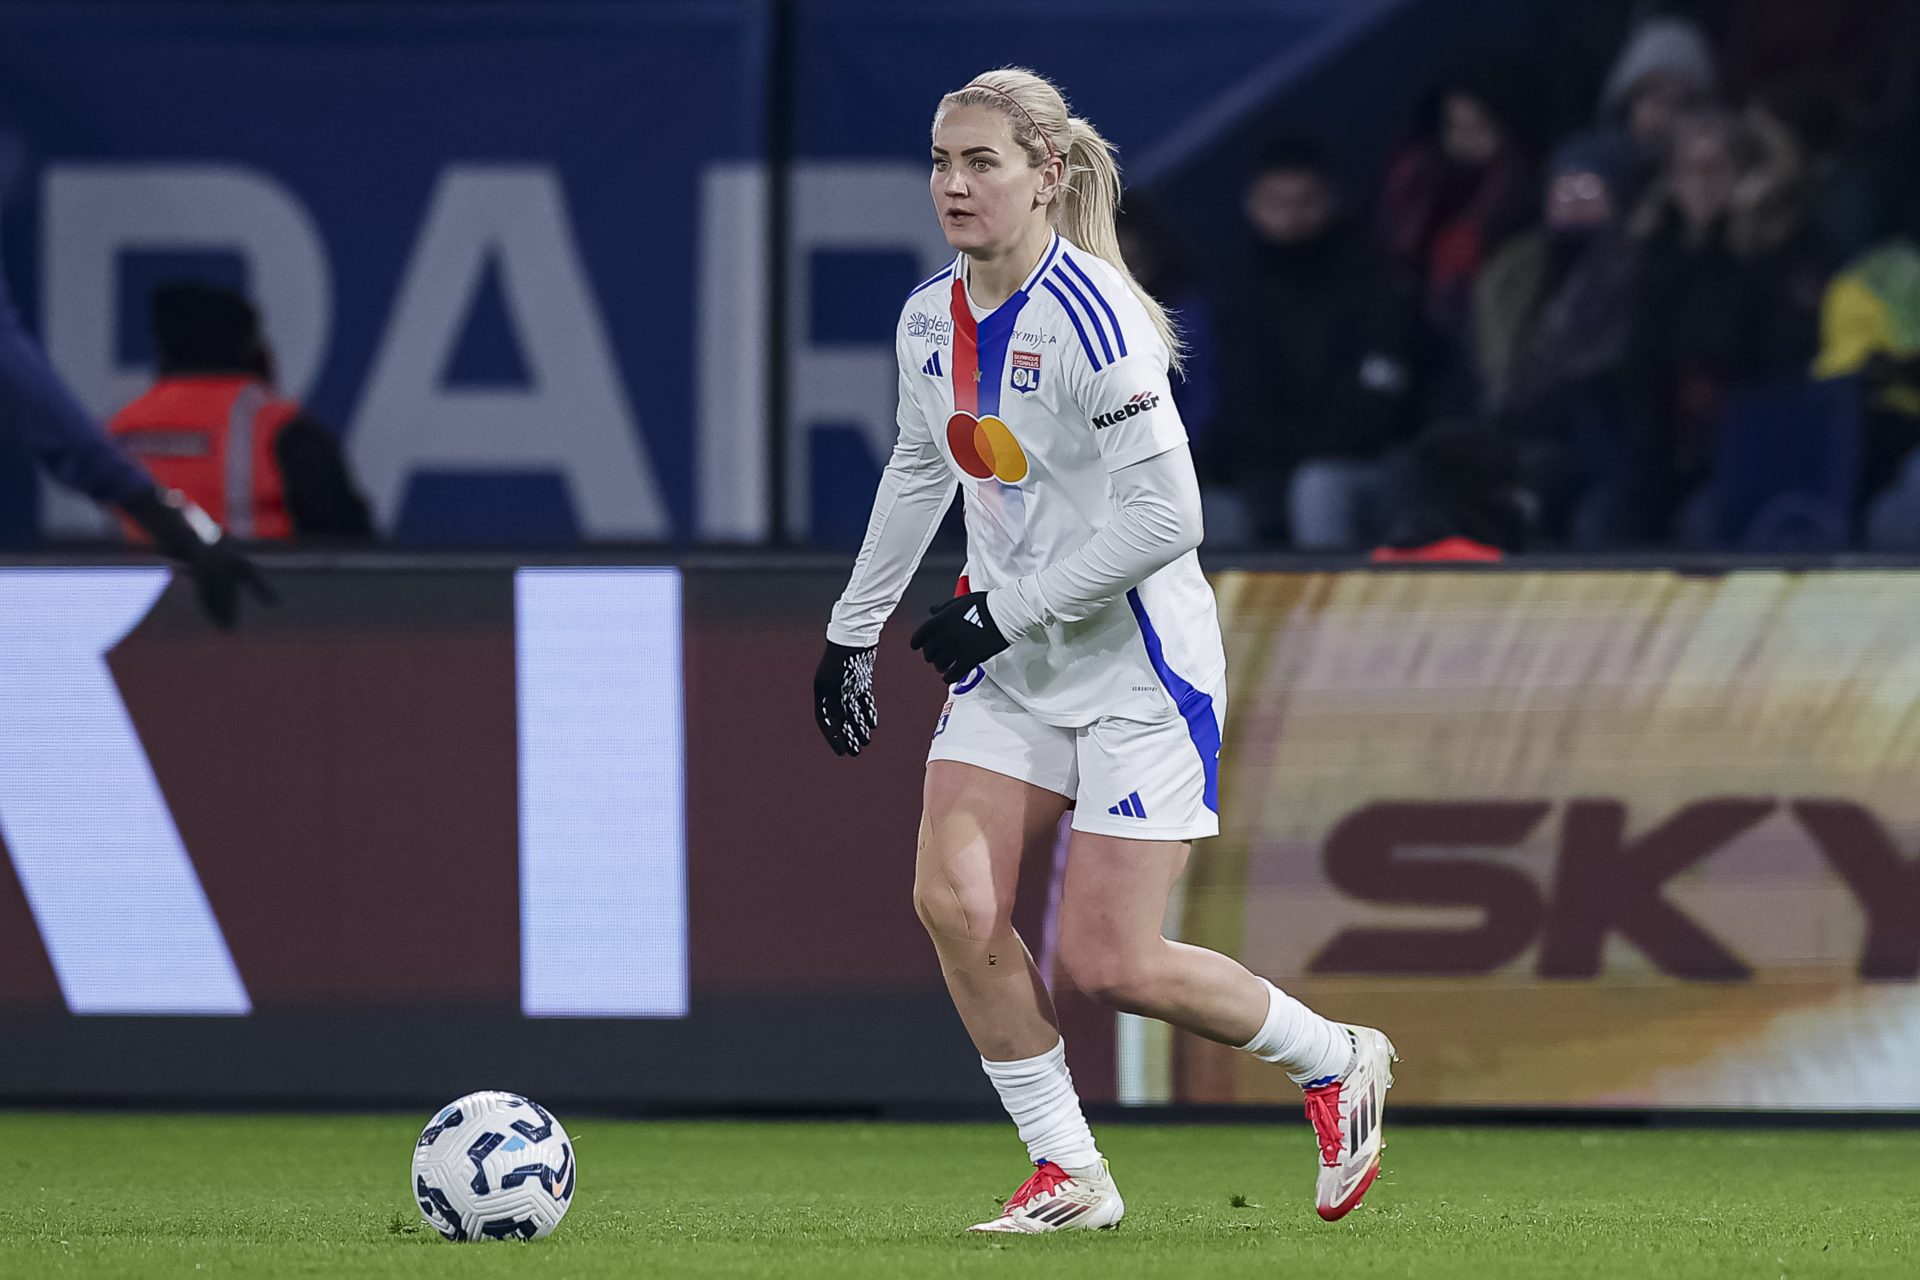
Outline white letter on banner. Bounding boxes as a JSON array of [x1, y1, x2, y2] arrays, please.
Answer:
[[784, 163, 955, 540], [350, 167, 668, 540], [515, 568, 687, 1017], [0, 569, 251, 1015], [696, 162, 769, 542], [38, 165, 332, 537]]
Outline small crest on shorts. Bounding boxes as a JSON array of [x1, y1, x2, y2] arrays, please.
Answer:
[[1010, 349, 1042, 394]]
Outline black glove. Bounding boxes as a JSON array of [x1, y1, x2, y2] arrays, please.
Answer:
[[814, 641, 878, 756], [910, 591, 1009, 684], [119, 486, 276, 630]]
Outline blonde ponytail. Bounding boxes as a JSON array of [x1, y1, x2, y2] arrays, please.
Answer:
[[936, 67, 1186, 374], [1056, 116, 1186, 374]]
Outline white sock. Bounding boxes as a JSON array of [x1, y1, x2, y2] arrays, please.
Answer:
[[1239, 978, 1354, 1086], [980, 1039, 1101, 1171]]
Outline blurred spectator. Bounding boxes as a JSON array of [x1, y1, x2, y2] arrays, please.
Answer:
[[1625, 110, 1824, 538], [1378, 63, 1540, 339], [1475, 134, 1636, 412], [1814, 182, 1920, 547], [1372, 422, 1532, 562], [1474, 133, 1638, 547], [1214, 137, 1423, 549], [112, 283, 372, 541], [1597, 15, 1719, 204], [1117, 197, 1219, 463], [1762, 81, 1901, 269]]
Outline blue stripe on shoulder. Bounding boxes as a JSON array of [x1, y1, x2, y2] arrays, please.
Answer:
[[1026, 236, 1062, 290], [1049, 268, 1114, 365], [1041, 278, 1103, 371], [1062, 256, 1127, 357], [905, 267, 953, 302]]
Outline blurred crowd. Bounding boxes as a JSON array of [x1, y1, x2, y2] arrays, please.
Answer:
[[1134, 2, 1920, 553]]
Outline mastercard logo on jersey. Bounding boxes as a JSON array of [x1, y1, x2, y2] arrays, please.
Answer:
[[946, 412, 1029, 483]]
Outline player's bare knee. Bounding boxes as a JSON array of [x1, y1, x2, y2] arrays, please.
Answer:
[[1059, 937, 1158, 1013], [911, 870, 1009, 943]]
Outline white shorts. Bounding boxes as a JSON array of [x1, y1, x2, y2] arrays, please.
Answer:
[[926, 671, 1224, 842]]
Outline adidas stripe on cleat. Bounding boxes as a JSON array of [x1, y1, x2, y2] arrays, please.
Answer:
[[967, 1159, 1124, 1234]]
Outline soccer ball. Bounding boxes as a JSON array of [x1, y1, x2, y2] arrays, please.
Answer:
[[411, 1091, 576, 1242]]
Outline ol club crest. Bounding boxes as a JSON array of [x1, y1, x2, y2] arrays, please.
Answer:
[[1010, 350, 1042, 395]]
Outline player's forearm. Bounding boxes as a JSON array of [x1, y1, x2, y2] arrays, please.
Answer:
[[826, 443, 957, 648], [0, 319, 153, 506], [989, 445, 1203, 639]]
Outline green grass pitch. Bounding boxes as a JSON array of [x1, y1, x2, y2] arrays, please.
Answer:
[[3, 1112, 1915, 1278]]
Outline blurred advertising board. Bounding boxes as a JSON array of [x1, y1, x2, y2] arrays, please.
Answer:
[[1164, 570, 1920, 1110], [0, 563, 1915, 1112], [0, 562, 971, 1106]]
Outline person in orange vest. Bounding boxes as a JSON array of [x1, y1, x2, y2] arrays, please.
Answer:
[[1371, 423, 1532, 562], [111, 283, 371, 541], [0, 259, 268, 626]]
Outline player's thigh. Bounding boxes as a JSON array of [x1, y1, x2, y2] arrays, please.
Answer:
[[1059, 827, 1190, 958], [917, 682, 1074, 939], [1058, 712, 1218, 955], [917, 761, 1070, 938]]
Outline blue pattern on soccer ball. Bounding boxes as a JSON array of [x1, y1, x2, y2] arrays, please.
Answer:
[[508, 1097, 556, 1143], [415, 1176, 468, 1242], [500, 1141, 573, 1200], [465, 1130, 506, 1195], [416, 1106, 463, 1149]]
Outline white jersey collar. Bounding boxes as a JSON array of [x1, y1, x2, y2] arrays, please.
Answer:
[[955, 233, 1063, 314]]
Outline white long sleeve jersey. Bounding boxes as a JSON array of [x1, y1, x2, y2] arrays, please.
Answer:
[[828, 234, 1225, 730]]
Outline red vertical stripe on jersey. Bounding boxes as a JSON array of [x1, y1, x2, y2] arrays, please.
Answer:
[[949, 278, 979, 417]]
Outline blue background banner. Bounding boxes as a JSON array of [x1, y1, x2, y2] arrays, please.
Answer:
[[0, 1, 767, 545], [0, 0, 1547, 548]]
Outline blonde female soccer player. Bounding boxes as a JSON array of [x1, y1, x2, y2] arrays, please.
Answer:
[[813, 67, 1395, 1232]]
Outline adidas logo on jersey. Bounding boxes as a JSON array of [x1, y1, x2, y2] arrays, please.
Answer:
[[922, 350, 943, 377], [1107, 790, 1148, 819], [1091, 391, 1161, 429]]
